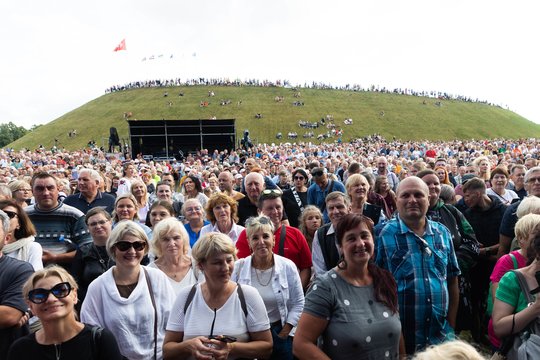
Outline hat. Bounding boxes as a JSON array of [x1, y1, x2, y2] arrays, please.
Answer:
[[235, 174, 243, 179], [461, 174, 476, 184], [184, 167, 192, 173]]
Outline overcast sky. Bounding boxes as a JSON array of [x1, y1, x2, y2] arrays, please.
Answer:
[[1, 0, 539, 129]]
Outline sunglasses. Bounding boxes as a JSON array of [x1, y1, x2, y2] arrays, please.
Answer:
[[245, 216, 272, 227], [28, 282, 72, 304], [261, 189, 283, 196], [293, 176, 305, 180], [114, 241, 147, 252], [312, 171, 324, 177], [3, 210, 18, 219]]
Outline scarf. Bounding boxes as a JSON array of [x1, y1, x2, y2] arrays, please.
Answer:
[[3, 236, 35, 262]]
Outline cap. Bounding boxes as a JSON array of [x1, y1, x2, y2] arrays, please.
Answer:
[[235, 174, 243, 179]]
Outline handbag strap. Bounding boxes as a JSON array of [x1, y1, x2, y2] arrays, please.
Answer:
[[513, 270, 535, 304], [279, 225, 286, 256], [291, 187, 304, 212], [143, 268, 158, 360], [509, 252, 518, 269]]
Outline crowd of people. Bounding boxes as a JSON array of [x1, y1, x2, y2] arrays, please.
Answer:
[[104, 77, 498, 107], [3, 134, 540, 359]]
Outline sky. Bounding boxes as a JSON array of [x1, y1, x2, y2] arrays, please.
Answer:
[[1, 0, 539, 130]]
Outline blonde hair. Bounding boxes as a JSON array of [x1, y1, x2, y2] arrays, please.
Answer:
[[515, 213, 540, 242], [412, 340, 485, 360], [245, 215, 275, 240], [345, 173, 370, 193], [22, 265, 78, 301], [191, 232, 237, 264], [112, 193, 139, 222], [152, 217, 190, 257], [106, 220, 149, 261], [516, 196, 540, 218]]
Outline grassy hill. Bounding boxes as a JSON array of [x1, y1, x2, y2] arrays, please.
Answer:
[[9, 85, 540, 150]]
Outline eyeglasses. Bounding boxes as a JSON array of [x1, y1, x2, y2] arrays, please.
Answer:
[[245, 216, 272, 227], [528, 177, 540, 184], [185, 206, 202, 213], [88, 219, 109, 227], [293, 176, 305, 180], [16, 188, 32, 192], [2, 210, 18, 219], [28, 282, 72, 304], [114, 241, 147, 251], [311, 171, 324, 177]]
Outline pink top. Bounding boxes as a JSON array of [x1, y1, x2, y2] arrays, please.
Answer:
[[488, 250, 527, 348]]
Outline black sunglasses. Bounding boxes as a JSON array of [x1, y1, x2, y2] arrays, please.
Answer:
[[28, 282, 72, 304], [115, 241, 147, 252], [2, 210, 18, 219], [293, 176, 305, 180]]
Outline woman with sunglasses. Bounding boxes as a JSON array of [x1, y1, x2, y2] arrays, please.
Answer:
[[81, 221, 175, 360], [232, 216, 304, 360], [163, 232, 272, 360], [294, 214, 405, 360], [149, 218, 200, 295], [200, 193, 245, 244], [0, 199, 42, 270], [7, 265, 122, 360], [71, 207, 115, 306]]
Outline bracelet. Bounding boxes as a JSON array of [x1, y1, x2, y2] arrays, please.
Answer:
[[228, 342, 235, 354]]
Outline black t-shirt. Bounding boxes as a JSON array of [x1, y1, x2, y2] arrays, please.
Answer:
[[7, 324, 122, 360], [0, 255, 34, 359]]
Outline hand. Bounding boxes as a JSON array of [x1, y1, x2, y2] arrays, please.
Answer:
[[190, 337, 215, 360], [17, 311, 31, 328], [205, 339, 230, 360], [42, 250, 57, 265]]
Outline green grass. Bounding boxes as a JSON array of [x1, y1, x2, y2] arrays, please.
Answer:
[[9, 86, 540, 150]]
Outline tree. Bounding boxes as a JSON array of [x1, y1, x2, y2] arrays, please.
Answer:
[[0, 122, 29, 147]]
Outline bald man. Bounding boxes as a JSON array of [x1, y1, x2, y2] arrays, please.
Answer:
[[376, 177, 460, 355]]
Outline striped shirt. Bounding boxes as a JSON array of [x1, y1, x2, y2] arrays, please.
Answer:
[[376, 215, 461, 354], [25, 203, 91, 254]]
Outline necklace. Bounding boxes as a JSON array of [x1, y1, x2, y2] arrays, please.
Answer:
[[54, 343, 61, 360], [254, 266, 274, 287], [156, 261, 179, 279]]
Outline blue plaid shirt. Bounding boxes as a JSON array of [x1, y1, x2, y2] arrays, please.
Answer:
[[375, 215, 461, 354]]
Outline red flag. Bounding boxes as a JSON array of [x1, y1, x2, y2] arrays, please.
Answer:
[[114, 39, 126, 52]]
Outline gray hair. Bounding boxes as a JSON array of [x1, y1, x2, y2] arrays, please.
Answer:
[[79, 168, 101, 182]]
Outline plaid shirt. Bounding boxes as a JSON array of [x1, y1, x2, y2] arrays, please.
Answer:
[[376, 215, 461, 354]]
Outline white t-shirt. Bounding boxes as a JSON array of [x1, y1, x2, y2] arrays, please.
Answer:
[[166, 283, 269, 359], [147, 262, 199, 296]]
